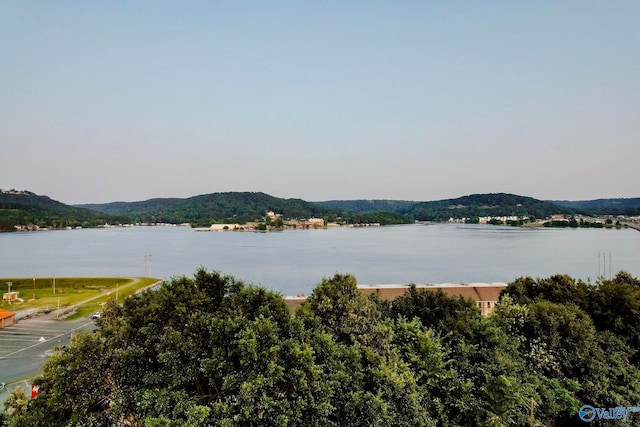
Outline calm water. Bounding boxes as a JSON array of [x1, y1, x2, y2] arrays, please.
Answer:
[[1, 224, 639, 295]]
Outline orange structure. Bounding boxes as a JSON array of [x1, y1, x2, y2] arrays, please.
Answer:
[[0, 309, 16, 329]]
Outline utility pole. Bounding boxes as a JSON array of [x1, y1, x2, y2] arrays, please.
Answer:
[[6, 282, 13, 312], [33, 277, 36, 300], [144, 251, 152, 277]]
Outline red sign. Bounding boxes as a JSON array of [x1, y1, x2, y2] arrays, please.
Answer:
[[31, 385, 39, 399]]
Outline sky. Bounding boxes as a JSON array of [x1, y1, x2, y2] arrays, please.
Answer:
[[1, 1, 639, 204]]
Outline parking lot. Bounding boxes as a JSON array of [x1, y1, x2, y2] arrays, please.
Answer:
[[0, 312, 95, 405]]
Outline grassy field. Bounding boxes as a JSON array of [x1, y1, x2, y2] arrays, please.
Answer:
[[0, 277, 160, 320]]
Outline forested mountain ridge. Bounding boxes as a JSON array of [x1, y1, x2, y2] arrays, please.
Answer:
[[78, 192, 341, 226], [552, 197, 640, 216], [319, 193, 579, 220], [80, 192, 578, 225], [317, 199, 416, 214], [77, 197, 183, 216], [3, 189, 639, 231], [0, 190, 117, 231], [407, 193, 576, 221]]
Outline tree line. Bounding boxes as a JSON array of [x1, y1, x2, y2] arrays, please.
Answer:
[[407, 193, 575, 222], [4, 269, 640, 426], [0, 191, 115, 231], [5, 190, 639, 231]]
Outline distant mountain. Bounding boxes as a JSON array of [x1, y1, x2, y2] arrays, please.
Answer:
[[77, 197, 183, 218], [316, 199, 416, 214], [78, 192, 340, 226], [4, 189, 638, 232], [551, 198, 640, 216], [407, 193, 575, 221], [0, 190, 114, 231], [317, 193, 582, 221]]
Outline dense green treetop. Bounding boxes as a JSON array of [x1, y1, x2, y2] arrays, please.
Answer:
[[498, 272, 640, 425], [7, 269, 640, 426], [296, 274, 432, 426]]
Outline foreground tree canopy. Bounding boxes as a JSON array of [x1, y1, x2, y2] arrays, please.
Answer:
[[4, 270, 640, 426]]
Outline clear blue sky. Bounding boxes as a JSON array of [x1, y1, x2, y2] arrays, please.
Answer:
[[1, 1, 638, 204]]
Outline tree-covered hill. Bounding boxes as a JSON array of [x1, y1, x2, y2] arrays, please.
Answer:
[[316, 199, 416, 214], [407, 193, 576, 221], [552, 197, 640, 216], [318, 193, 578, 222], [79, 192, 341, 226], [77, 197, 183, 217], [4, 189, 637, 231], [0, 190, 115, 231]]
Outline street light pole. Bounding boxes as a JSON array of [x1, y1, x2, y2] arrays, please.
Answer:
[[7, 282, 14, 311]]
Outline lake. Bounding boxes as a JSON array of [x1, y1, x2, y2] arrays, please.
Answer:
[[1, 224, 639, 296]]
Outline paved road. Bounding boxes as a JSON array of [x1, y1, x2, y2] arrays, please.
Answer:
[[0, 312, 96, 405], [0, 278, 161, 406]]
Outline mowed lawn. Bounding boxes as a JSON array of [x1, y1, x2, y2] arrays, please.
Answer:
[[0, 277, 160, 319]]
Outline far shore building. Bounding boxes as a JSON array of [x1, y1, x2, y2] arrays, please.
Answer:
[[298, 218, 324, 228], [266, 211, 282, 220], [194, 224, 240, 231], [0, 308, 16, 329], [478, 216, 521, 224], [210, 224, 240, 231], [2, 291, 19, 302]]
